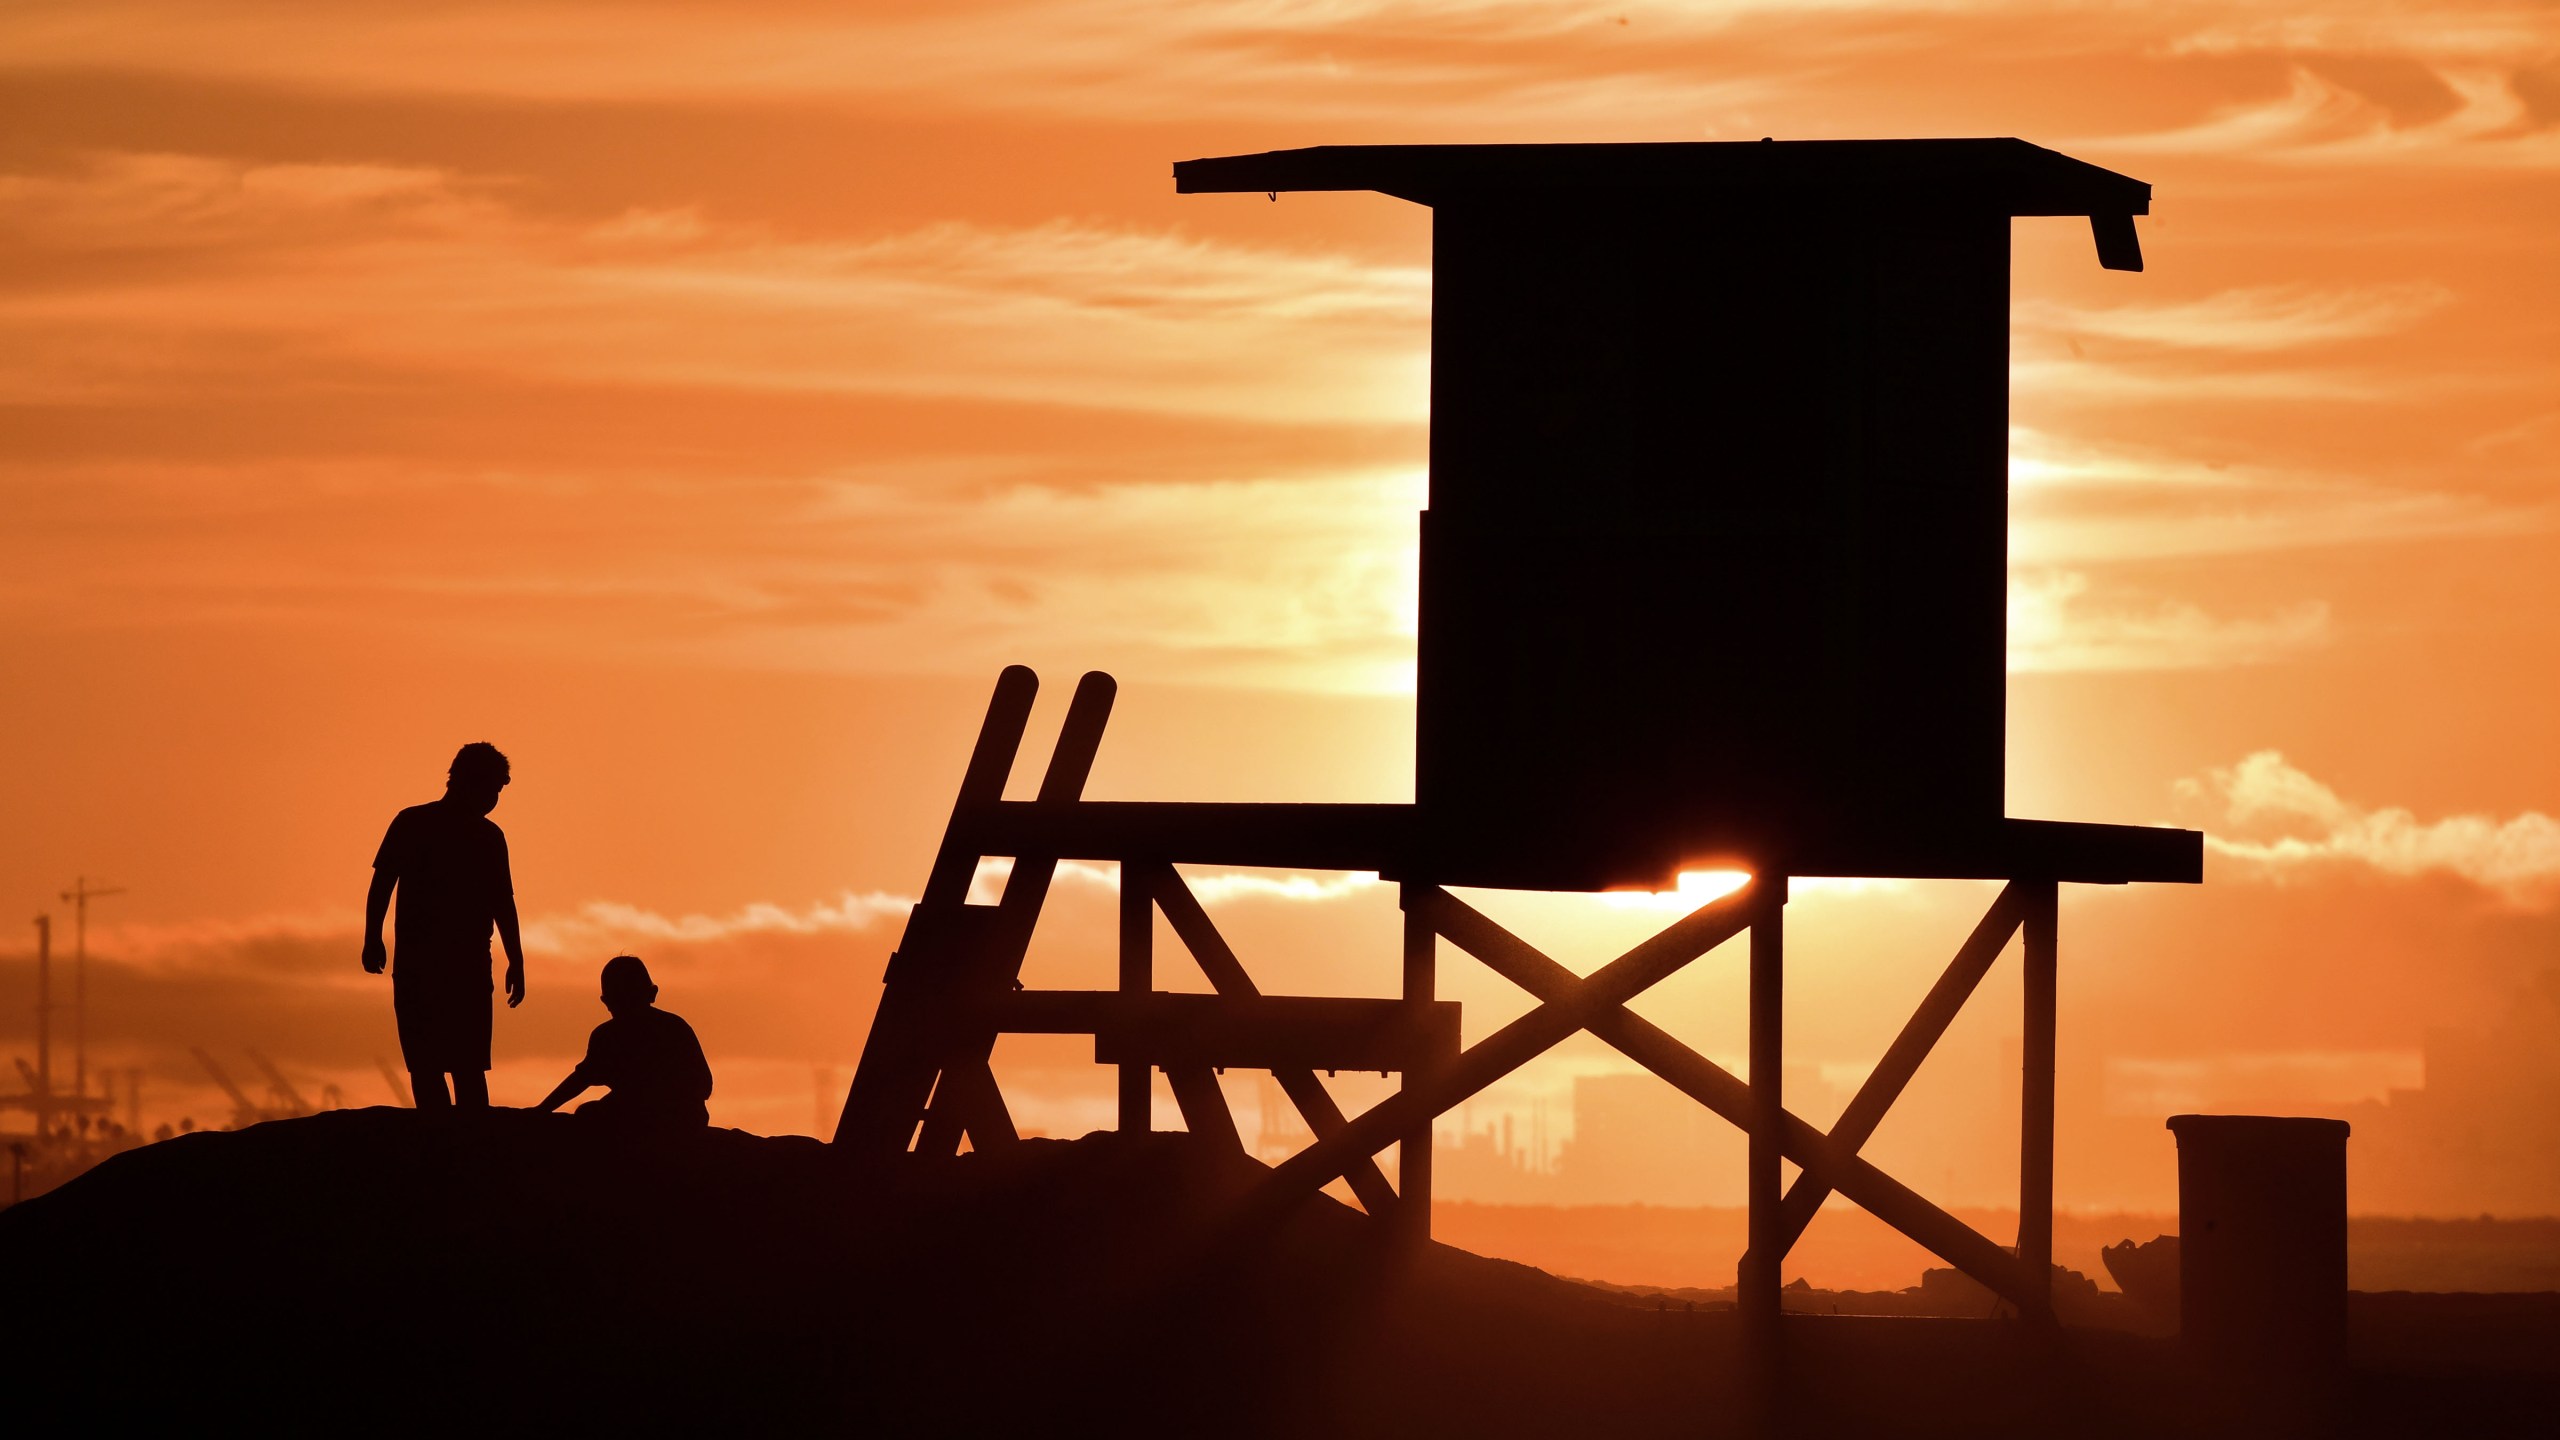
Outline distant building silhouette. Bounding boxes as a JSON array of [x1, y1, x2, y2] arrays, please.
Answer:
[[1429, 1069, 1849, 1207], [2347, 970, 2560, 1215], [1436, 1104, 1555, 1203]]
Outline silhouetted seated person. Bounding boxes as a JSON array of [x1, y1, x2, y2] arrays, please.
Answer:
[[535, 956, 713, 1133]]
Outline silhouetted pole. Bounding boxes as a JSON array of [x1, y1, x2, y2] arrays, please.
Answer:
[[1394, 884, 1436, 1243], [1740, 877, 1788, 1328], [2017, 881, 2059, 1321], [32, 914, 51, 1137], [1119, 864, 1152, 1132], [62, 878, 123, 1108]]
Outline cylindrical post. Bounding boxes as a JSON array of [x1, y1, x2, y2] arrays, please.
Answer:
[[2018, 880, 2058, 1321], [1395, 885, 1437, 1243], [1118, 862, 1153, 1132], [1740, 877, 1787, 1326], [2168, 1115, 2350, 1380]]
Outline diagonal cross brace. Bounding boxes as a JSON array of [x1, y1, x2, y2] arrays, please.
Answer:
[[1144, 862, 1403, 1217], [1772, 882, 2026, 1252], [1244, 880, 1762, 1223], [1164, 1064, 1243, 1148], [1424, 888, 2041, 1311]]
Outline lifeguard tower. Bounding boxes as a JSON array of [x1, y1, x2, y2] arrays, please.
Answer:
[[836, 139, 2198, 1328]]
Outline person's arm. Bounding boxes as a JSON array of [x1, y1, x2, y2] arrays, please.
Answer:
[[533, 1064, 590, 1114], [493, 830, 525, 1007], [496, 893, 525, 1008], [364, 813, 406, 975], [686, 1033, 714, 1105], [362, 869, 395, 974]]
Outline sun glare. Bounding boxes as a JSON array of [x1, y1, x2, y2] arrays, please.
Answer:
[[1601, 868, 1754, 911]]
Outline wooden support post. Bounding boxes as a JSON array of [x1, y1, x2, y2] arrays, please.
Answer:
[[1740, 877, 1787, 1331], [2018, 879, 2059, 1322], [1119, 863, 1153, 1132], [1394, 884, 1436, 1244]]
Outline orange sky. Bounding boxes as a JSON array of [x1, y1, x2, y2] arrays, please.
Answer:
[[4, 2, 2559, 1215]]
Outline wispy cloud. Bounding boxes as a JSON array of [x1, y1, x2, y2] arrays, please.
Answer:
[[2186, 750, 2560, 901], [728, 469, 1425, 693], [2103, 61, 2560, 168], [6, 1, 2551, 156], [0, 155, 1431, 426], [79, 893, 916, 973], [0, 455, 1427, 693], [2008, 571, 2329, 671], [0, 1, 1842, 120], [93, 860, 1391, 966], [2019, 283, 2455, 354], [2007, 429, 2535, 564], [2165, 3, 2560, 62], [519, 892, 917, 953], [0, 151, 1434, 690], [2010, 485, 2523, 566]]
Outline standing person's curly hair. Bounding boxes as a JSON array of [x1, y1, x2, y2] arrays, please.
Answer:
[[448, 742, 511, 789]]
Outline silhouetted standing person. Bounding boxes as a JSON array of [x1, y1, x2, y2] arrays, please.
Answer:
[[362, 742, 525, 1113], [535, 956, 712, 1131]]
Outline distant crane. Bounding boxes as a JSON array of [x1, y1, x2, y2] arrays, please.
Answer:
[[190, 1048, 265, 1130], [246, 1049, 312, 1118], [4, 1044, 102, 1134], [375, 1057, 413, 1107]]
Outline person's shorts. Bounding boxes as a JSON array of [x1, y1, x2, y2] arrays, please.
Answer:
[[392, 950, 493, 1073]]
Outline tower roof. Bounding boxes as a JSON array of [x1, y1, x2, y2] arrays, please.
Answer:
[[1174, 138, 2148, 217]]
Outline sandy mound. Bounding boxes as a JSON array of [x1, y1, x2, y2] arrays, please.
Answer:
[[6, 1110, 2551, 1436]]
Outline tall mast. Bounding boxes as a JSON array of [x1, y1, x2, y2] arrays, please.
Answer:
[[32, 914, 51, 1135], [61, 877, 126, 1108]]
